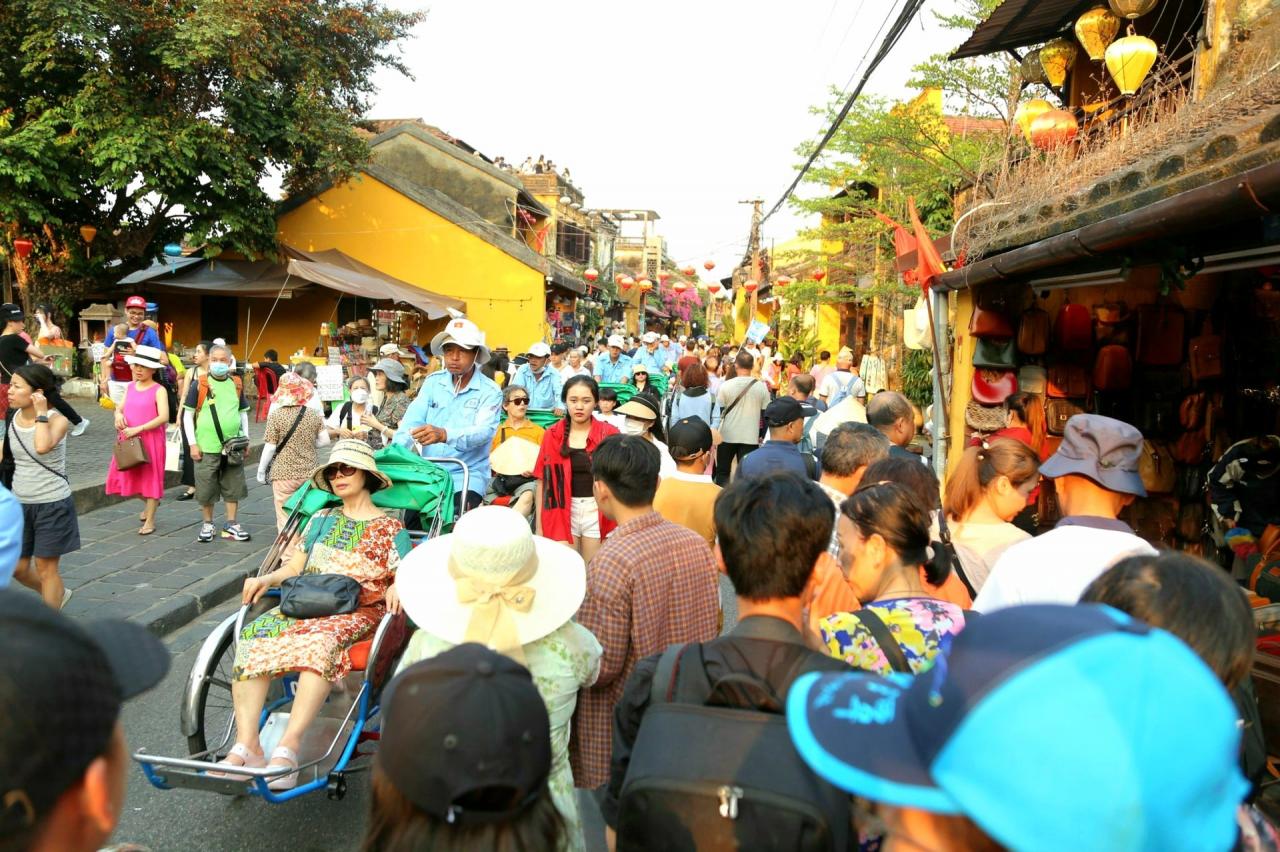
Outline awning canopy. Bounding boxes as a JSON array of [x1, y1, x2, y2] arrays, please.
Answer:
[[118, 246, 465, 318], [951, 0, 1088, 60], [645, 303, 670, 319], [545, 263, 586, 296]]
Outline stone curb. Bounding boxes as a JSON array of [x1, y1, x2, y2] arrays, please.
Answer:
[[131, 562, 259, 637]]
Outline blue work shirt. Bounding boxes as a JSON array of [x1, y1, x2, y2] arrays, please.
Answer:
[[659, 344, 679, 367], [0, 485, 22, 588], [633, 347, 666, 374], [509, 363, 563, 410], [394, 368, 502, 497], [737, 440, 818, 482], [595, 354, 632, 384]]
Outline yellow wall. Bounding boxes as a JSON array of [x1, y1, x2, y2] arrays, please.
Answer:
[[277, 174, 547, 354], [733, 288, 775, 342]]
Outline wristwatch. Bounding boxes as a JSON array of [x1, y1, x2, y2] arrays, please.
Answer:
[[35, 415, 49, 423]]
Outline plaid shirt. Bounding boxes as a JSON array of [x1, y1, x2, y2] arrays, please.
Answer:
[[818, 480, 848, 558], [569, 511, 720, 788]]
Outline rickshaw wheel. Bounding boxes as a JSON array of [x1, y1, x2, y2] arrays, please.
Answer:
[[327, 772, 347, 801]]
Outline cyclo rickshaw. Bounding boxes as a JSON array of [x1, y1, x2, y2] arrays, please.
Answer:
[[132, 445, 467, 803]]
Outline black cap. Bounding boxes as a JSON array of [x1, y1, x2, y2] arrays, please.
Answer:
[[764, 396, 817, 427], [667, 417, 713, 459], [0, 589, 169, 834], [376, 644, 551, 825], [1, 303, 23, 322]]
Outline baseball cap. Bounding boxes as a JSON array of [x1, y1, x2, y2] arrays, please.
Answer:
[[125, 295, 147, 309], [0, 589, 169, 834], [660, 334, 670, 342], [1038, 413, 1146, 497], [641, 331, 659, 344], [763, 396, 816, 427], [376, 644, 551, 825], [667, 417, 713, 459], [1, 303, 23, 322], [607, 334, 625, 349], [527, 342, 551, 358], [787, 604, 1247, 852]]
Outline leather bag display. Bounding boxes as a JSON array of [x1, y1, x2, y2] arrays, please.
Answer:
[[1129, 497, 1179, 545], [1189, 321, 1223, 382], [1018, 365, 1047, 395], [1047, 364, 1089, 399], [965, 400, 1008, 434], [1017, 307, 1050, 355], [1092, 344, 1133, 391], [971, 369, 1018, 405], [1055, 302, 1092, 351], [972, 338, 1017, 369], [1139, 441, 1176, 494], [969, 302, 1014, 339], [1046, 399, 1084, 436], [1136, 304, 1186, 366]]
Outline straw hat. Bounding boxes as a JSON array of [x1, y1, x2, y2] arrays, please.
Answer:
[[395, 506, 587, 659], [490, 436, 541, 477], [124, 345, 166, 371], [309, 439, 393, 493], [616, 394, 659, 421]]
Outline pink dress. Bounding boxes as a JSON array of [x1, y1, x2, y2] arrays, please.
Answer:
[[105, 382, 166, 499]]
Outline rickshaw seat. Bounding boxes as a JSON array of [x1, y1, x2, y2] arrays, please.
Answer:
[[348, 639, 374, 672]]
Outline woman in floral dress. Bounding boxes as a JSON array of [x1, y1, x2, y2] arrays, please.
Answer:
[[819, 480, 969, 675], [213, 440, 412, 790]]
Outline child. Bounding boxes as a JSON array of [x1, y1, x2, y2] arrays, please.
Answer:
[[595, 387, 625, 430]]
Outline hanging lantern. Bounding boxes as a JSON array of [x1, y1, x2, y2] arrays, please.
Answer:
[[163, 243, 183, 258], [673, 281, 689, 294], [80, 225, 98, 245], [812, 270, 826, 282], [1020, 49, 1049, 86], [1105, 30, 1158, 95], [638, 278, 653, 292], [584, 268, 599, 282], [703, 260, 715, 271], [1039, 38, 1078, 88], [1108, 0, 1158, 19], [658, 271, 670, 284], [680, 264, 696, 276], [1013, 98, 1054, 142], [13, 238, 33, 259], [776, 275, 792, 288], [620, 276, 635, 289], [1029, 109, 1079, 149], [1075, 6, 1121, 60], [742, 279, 759, 293], [706, 282, 722, 294]]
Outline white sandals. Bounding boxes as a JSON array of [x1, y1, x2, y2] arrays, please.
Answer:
[[266, 745, 300, 791], [207, 743, 265, 780]]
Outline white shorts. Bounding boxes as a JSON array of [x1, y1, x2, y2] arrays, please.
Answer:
[[107, 379, 129, 407], [571, 497, 600, 539]]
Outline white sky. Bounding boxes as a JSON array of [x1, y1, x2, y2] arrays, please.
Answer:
[[365, 0, 965, 275]]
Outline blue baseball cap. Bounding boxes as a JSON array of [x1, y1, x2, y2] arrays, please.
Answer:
[[786, 604, 1247, 852]]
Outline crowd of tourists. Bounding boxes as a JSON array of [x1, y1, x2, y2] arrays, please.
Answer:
[[3, 308, 1278, 852]]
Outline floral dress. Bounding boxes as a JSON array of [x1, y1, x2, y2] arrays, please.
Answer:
[[233, 512, 412, 682], [396, 622, 602, 852], [820, 597, 968, 675]]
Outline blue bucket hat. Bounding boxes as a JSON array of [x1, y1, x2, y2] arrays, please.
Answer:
[[1038, 413, 1147, 497], [786, 604, 1246, 852]]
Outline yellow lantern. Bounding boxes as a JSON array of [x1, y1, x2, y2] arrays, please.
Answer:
[[1075, 6, 1121, 60], [1108, 0, 1158, 19], [1013, 98, 1053, 142], [1039, 38, 1079, 88], [1105, 31, 1158, 95], [1020, 49, 1049, 86]]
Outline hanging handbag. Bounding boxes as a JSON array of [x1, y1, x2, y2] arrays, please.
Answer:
[[1047, 364, 1089, 398], [1139, 441, 1176, 494], [1188, 320, 1223, 382], [969, 302, 1014, 340], [1092, 345, 1133, 391], [971, 369, 1017, 404], [112, 434, 149, 471], [965, 400, 1007, 434], [1017, 306, 1050, 355], [1018, 365, 1047, 395], [0, 418, 13, 490], [209, 403, 250, 467], [972, 338, 1016, 369], [1046, 399, 1084, 436], [1055, 301, 1092, 350], [1136, 304, 1186, 366], [279, 573, 362, 619], [1128, 497, 1179, 545]]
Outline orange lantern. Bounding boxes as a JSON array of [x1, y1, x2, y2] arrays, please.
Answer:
[[776, 275, 792, 288], [1013, 98, 1053, 142], [703, 260, 715, 271], [742, 279, 759, 292], [638, 278, 653, 292], [680, 264, 696, 276], [584, 268, 599, 282], [13, 238, 33, 259], [658, 271, 670, 284], [707, 282, 722, 294], [673, 281, 689, 294], [620, 276, 635, 289], [1029, 109, 1078, 149], [812, 270, 826, 282]]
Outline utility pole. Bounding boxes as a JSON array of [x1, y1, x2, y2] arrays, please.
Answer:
[[739, 198, 764, 339]]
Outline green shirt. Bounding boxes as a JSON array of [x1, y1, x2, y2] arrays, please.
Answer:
[[184, 376, 248, 454]]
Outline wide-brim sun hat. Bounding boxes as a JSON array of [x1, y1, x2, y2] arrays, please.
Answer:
[[370, 357, 407, 386], [1038, 413, 1146, 497], [124, 344, 166, 371], [616, 395, 659, 421], [395, 505, 587, 654], [431, 316, 491, 366], [631, 362, 650, 377], [309, 439, 393, 493], [490, 436, 541, 477]]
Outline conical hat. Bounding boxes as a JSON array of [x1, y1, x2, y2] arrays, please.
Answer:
[[490, 436, 542, 476]]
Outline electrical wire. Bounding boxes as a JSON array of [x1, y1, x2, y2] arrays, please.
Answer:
[[761, 0, 929, 225]]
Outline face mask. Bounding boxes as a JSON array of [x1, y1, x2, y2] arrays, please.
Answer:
[[350, 389, 370, 405], [622, 419, 648, 436], [209, 362, 230, 379]]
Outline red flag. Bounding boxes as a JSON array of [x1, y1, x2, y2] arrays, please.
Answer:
[[908, 197, 947, 295], [870, 210, 917, 261]]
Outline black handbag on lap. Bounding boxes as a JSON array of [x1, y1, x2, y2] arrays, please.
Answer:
[[279, 574, 361, 619]]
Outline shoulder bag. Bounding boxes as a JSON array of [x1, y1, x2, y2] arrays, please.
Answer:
[[719, 378, 760, 422], [852, 608, 913, 674], [7, 417, 70, 485], [279, 510, 362, 618], [208, 393, 250, 467], [265, 406, 308, 478]]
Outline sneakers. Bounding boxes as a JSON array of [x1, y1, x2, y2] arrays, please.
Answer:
[[197, 522, 216, 543], [70, 417, 89, 437], [222, 523, 251, 542]]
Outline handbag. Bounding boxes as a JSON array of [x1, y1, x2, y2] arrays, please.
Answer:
[[1139, 441, 1176, 494], [1136, 304, 1186, 366], [972, 338, 1016, 369], [969, 302, 1014, 340], [1018, 365, 1047, 395], [279, 573, 362, 619], [1017, 307, 1050, 355], [112, 434, 149, 470], [1047, 364, 1089, 399], [1046, 399, 1084, 436], [1189, 320, 1223, 382], [1092, 345, 1133, 391], [1055, 302, 1092, 350], [164, 425, 182, 473], [209, 403, 250, 467], [971, 369, 1017, 404], [965, 400, 1007, 434]]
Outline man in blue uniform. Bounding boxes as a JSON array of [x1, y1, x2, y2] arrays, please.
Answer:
[[509, 341, 563, 413], [595, 334, 632, 384]]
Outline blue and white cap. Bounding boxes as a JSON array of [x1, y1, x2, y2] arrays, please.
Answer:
[[786, 604, 1247, 852]]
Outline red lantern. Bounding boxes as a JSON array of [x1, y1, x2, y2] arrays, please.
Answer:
[[681, 264, 696, 276], [638, 279, 653, 292], [1029, 109, 1078, 150], [620, 276, 635, 289], [812, 270, 826, 282], [658, 271, 670, 284], [584, 268, 599, 282], [743, 279, 759, 293], [777, 275, 792, 288], [13, 238, 33, 259], [707, 282, 722, 294], [703, 260, 716, 272], [673, 281, 689, 293]]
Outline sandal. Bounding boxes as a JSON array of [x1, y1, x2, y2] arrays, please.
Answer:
[[139, 523, 156, 536], [176, 489, 196, 501], [266, 745, 300, 791], [207, 743, 265, 780]]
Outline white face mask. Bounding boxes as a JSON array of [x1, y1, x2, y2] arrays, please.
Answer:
[[350, 389, 370, 405], [622, 419, 648, 436]]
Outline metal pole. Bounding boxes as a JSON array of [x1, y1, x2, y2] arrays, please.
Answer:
[[930, 286, 949, 482]]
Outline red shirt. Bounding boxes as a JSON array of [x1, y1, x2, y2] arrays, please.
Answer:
[[535, 418, 619, 543]]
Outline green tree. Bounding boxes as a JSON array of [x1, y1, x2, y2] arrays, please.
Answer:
[[0, 0, 422, 304]]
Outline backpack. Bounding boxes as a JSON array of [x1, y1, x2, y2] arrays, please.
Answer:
[[825, 372, 856, 408], [615, 644, 854, 852], [194, 373, 243, 416]]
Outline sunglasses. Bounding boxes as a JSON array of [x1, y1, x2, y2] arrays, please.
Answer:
[[508, 397, 530, 406], [323, 463, 359, 481]]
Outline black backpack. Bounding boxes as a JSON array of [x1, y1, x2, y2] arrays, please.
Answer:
[[616, 644, 854, 852]]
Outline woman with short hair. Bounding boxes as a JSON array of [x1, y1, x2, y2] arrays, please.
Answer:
[[362, 358, 411, 446]]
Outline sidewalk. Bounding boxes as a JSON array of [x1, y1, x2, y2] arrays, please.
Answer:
[[56, 400, 276, 635]]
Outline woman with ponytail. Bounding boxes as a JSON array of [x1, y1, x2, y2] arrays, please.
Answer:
[[944, 439, 1041, 594], [818, 479, 970, 675]]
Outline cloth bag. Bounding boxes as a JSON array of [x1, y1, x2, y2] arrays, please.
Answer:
[[164, 426, 183, 473], [113, 435, 149, 471]]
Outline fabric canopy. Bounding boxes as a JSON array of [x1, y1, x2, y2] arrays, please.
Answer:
[[118, 246, 466, 318]]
